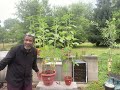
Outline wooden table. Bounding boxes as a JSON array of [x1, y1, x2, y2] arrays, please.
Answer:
[[36, 81, 78, 90]]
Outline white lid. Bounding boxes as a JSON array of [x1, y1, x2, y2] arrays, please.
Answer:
[[105, 82, 115, 88]]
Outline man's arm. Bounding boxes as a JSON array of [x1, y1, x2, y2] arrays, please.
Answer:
[[32, 49, 41, 79], [32, 49, 39, 72], [0, 47, 16, 71]]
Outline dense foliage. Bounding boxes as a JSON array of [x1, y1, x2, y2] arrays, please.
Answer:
[[0, 0, 120, 48]]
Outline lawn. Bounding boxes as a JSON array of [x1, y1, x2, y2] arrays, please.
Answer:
[[0, 42, 120, 90], [0, 43, 17, 51]]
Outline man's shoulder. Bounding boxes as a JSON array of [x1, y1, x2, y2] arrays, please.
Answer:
[[10, 45, 22, 51]]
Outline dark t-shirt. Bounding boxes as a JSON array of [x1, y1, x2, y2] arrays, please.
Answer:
[[0, 45, 39, 87]]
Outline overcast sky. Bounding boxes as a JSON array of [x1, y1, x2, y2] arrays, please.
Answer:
[[0, 0, 96, 25]]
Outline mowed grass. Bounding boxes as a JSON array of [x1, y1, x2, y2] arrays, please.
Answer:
[[72, 42, 120, 56], [0, 43, 17, 51]]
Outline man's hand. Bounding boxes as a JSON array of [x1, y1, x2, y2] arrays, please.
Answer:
[[36, 71, 41, 80]]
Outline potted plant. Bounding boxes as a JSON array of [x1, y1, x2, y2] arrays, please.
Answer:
[[62, 46, 74, 85], [39, 45, 62, 86]]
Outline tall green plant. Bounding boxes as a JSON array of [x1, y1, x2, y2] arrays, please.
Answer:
[[102, 19, 117, 54], [62, 46, 72, 76], [101, 18, 117, 72], [50, 17, 60, 47], [61, 13, 78, 47], [27, 16, 49, 47]]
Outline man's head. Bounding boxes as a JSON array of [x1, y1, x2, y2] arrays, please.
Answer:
[[23, 33, 35, 49]]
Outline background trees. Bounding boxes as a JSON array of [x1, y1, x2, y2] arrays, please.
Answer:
[[0, 0, 120, 48], [88, 0, 112, 46], [15, 0, 92, 48], [0, 27, 6, 49]]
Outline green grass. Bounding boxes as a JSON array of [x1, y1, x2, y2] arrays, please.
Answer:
[[71, 43, 120, 90], [0, 43, 17, 51]]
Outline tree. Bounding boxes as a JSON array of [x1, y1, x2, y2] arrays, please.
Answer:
[[15, 0, 94, 47], [16, 0, 52, 34], [112, 0, 120, 43], [4, 18, 23, 43], [102, 19, 117, 46], [69, 2, 93, 43], [16, 0, 41, 33], [88, 22, 102, 46], [89, 0, 113, 46], [94, 0, 112, 27]]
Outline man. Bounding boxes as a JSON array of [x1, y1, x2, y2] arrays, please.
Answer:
[[0, 33, 40, 90]]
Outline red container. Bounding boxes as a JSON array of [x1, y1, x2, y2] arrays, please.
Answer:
[[41, 70, 56, 86], [64, 76, 72, 85]]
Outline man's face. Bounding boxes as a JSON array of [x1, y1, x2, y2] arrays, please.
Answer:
[[24, 35, 34, 49]]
